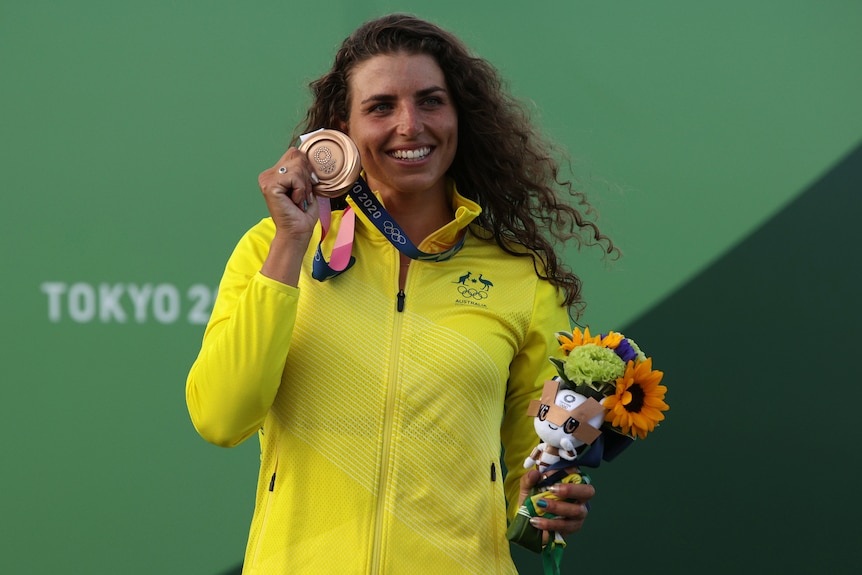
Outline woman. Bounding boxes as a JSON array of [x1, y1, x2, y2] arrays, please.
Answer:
[[186, 13, 615, 575]]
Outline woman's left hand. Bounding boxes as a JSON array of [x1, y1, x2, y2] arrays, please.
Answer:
[[518, 468, 595, 538]]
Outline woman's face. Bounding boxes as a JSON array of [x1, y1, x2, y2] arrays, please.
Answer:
[[343, 52, 458, 202]]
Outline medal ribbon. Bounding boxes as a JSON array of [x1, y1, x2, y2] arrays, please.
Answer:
[[312, 175, 466, 281]]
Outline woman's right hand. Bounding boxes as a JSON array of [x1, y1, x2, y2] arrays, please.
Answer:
[[258, 148, 321, 286], [258, 147, 320, 242]]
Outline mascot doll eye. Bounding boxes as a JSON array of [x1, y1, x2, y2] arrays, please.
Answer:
[[563, 417, 580, 434], [538, 404, 550, 421]]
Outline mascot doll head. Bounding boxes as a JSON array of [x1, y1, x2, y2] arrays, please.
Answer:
[[524, 378, 606, 476]]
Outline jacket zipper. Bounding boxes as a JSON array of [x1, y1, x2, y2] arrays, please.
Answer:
[[370, 257, 407, 573], [396, 255, 409, 312]]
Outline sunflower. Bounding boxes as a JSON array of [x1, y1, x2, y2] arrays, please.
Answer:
[[602, 358, 669, 440], [557, 327, 625, 355]]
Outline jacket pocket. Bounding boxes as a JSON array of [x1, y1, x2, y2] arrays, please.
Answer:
[[489, 460, 504, 575], [248, 445, 279, 571]]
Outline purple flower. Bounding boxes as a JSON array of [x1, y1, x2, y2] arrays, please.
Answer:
[[613, 338, 638, 363]]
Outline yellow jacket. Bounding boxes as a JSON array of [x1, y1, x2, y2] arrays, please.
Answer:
[[187, 186, 569, 574]]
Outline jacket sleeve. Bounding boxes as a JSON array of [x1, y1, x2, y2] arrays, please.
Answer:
[[185, 219, 301, 447], [500, 277, 569, 520]]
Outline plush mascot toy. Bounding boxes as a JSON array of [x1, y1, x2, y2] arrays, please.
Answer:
[[506, 377, 606, 573], [524, 380, 606, 474]]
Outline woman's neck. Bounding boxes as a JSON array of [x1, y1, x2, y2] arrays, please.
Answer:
[[379, 187, 452, 246]]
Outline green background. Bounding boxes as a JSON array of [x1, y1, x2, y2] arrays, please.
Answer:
[[2, 1, 860, 573]]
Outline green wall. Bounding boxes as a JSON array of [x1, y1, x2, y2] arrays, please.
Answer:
[[2, 1, 860, 573]]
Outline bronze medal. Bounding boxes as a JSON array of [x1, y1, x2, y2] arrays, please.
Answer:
[[298, 129, 362, 198]]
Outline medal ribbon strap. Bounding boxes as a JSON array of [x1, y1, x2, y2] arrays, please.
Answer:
[[541, 540, 566, 575], [318, 196, 356, 270], [312, 176, 466, 281], [312, 197, 356, 281]]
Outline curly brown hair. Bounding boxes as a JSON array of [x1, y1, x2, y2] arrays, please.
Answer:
[[298, 13, 617, 315]]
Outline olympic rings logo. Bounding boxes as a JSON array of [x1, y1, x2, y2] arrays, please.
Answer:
[[383, 221, 407, 244], [457, 285, 489, 300]]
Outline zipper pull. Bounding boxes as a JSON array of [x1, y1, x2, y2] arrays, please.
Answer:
[[490, 462, 497, 481], [397, 289, 405, 312]]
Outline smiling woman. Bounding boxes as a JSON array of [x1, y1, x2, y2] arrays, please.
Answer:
[[344, 53, 458, 220], [186, 13, 616, 575], [300, 15, 617, 311]]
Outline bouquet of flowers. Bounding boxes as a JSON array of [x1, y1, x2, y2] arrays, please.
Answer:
[[506, 327, 669, 574]]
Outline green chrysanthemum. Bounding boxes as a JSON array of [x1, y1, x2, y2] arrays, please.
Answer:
[[563, 343, 626, 387]]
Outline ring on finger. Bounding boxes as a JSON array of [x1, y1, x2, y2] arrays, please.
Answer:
[[278, 166, 287, 174]]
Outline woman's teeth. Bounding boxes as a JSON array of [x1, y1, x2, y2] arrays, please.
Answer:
[[390, 147, 431, 161]]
